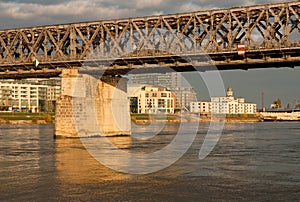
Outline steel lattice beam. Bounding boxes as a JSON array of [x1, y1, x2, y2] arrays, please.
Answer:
[[0, 1, 299, 78]]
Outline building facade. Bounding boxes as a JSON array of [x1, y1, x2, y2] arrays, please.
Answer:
[[169, 87, 197, 111], [129, 85, 175, 114], [190, 88, 257, 115], [129, 72, 196, 110], [0, 79, 61, 112], [130, 72, 182, 88]]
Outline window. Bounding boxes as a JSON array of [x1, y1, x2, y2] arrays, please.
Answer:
[[158, 99, 165, 108], [161, 93, 167, 97]]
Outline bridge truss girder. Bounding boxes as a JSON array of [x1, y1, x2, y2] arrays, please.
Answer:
[[0, 1, 299, 78]]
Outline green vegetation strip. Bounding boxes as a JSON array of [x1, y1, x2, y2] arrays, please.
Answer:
[[131, 114, 180, 121], [0, 112, 55, 122]]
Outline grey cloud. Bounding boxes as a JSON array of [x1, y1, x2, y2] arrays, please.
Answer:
[[0, 0, 294, 29], [0, 1, 137, 29], [0, 0, 72, 5]]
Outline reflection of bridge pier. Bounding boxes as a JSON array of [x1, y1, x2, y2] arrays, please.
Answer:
[[55, 68, 131, 138], [55, 137, 131, 184]]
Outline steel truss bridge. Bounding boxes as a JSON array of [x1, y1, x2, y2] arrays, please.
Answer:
[[0, 1, 300, 78]]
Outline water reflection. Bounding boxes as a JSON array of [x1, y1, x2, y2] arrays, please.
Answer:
[[0, 124, 58, 201], [55, 137, 130, 184], [1, 123, 300, 201], [55, 122, 195, 182]]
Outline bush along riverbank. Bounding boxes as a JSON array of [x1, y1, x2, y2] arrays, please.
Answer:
[[0, 112, 55, 124], [0, 112, 261, 125], [131, 113, 261, 124], [131, 113, 183, 124]]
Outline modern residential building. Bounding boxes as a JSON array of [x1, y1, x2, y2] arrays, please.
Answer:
[[0, 79, 61, 112], [190, 88, 257, 115], [129, 72, 182, 88], [128, 85, 175, 114], [47, 85, 61, 101], [169, 87, 197, 111], [129, 72, 196, 110]]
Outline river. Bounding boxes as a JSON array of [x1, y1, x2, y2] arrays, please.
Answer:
[[0, 122, 300, 201]]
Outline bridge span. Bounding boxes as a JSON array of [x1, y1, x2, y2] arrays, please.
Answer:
[[0, 1, 299, 79]]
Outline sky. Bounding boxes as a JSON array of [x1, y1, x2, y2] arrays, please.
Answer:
[[0, 0, 299, 108], [0, 0, 293, 30], [184, 67, 300, 109]]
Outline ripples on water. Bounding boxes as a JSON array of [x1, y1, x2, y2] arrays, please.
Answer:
[[0, 122, 300, 201]]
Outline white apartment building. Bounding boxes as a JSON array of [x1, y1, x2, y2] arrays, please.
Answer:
[[129, 85, 175, 114], [47, 85, 61, 101], [0, 79, 61, 112], [0, 82, 47, 112], [190, 88, 257, 115], [129, 73, 196, 110]]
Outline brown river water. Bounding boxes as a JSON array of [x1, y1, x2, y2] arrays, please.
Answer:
[[0, 122, 300, 201]]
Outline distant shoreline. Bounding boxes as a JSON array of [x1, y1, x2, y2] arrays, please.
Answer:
[[0, 112, 55, 125], [131, 113, 261, 124], [0, 112, 273, 125], [0, 119, 53, 125]]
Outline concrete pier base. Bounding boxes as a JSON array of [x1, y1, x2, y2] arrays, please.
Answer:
[[55, 68, 131, 138]]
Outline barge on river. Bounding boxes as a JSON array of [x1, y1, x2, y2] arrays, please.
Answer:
[[260, 109, 300, 121]]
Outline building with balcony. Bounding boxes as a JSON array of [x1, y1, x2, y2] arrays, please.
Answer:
[[169, 87, 197, 111], [130, 72, 182, 89], [129, 72, 196, 111], [128, 85, 175, 114], [0, 79, 61, 112]]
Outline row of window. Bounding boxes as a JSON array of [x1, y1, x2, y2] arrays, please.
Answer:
[[145, 92, 170, 98]]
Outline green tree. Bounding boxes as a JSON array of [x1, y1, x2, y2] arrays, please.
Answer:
[[272, 98, 282, 109], [277, 98, 282, 108]]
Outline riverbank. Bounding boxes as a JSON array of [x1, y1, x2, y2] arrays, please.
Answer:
[[0, 112, 55, 124], [131, 113, 261, 124], [0, 112, 262, 125]]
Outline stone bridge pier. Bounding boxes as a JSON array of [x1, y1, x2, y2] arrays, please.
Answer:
[[55, 68, 131, 138]]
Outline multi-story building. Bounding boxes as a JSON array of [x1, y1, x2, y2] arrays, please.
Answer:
[[129, 72, 196, 110], [128, 85, 175, 114], [0, 81, 47, 112], [169, 87, 197, 111], [47, 85, 61, 101], [130, 72, 182, 88], [0, 79, 61, 112], [190, 88, 257, 115]]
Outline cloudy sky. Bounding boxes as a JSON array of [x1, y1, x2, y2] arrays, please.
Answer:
[[0, 0, 299, 108], [0, 0, 293, 30]]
